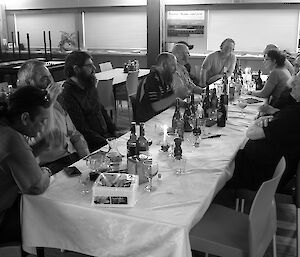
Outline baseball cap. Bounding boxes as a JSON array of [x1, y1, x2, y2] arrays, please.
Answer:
[[177, 41, 194, 50]]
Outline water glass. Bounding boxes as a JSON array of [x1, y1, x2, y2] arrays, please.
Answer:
[[175, 158, 187, 175], [79, 172, 91, 195]]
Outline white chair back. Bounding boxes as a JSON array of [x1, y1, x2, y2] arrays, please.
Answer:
[[96, 78, 115, 111], [126, 71, 139, 97], [99, 62, 113, 72], [249, 157, 286, 257]]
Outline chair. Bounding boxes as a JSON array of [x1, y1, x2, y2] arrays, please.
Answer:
[[96, 78, 117, 125], [115, 71, 139, 124], [99, 62, 113, 72], [189, 157, 286, 257], [0, 242, 27, 257]]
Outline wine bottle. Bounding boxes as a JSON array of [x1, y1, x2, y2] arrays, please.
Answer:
[[127, 122, 137, 158], [172, 98, 181, 131], [190, 93, 196, 116], [183, 103, 193, 132], [203, 85, 210, 118], [217, 95, 226, 127], [256, 70, 263, 90], [210, 88, 218, 111], [137, 123, 149, 156]]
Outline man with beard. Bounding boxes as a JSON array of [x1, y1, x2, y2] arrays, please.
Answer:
[[135, 52, 189, 122], [59, 51, 116, 152]]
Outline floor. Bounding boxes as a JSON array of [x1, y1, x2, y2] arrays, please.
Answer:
[[9, 105, 298, 257]]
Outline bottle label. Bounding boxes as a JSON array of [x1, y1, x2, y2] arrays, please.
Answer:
[[127, 145, 137, 157]]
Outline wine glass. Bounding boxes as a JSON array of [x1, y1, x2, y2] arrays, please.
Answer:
[[237, 98, 248, 118], [143, 161, 159, 192], [192, 118, 201, 147]]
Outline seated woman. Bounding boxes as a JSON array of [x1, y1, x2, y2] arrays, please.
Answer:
[[263, 44, 295, 75], [0, 86, 51, 245], [248, 50, 291, 107]]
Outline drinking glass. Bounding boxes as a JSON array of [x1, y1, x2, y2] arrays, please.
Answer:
[[79, 172, 91, 195], [175, 158, 187, 175], [192, 120, 201, 147], [143, 161, 159, 192], [237, 98, 248, 118]]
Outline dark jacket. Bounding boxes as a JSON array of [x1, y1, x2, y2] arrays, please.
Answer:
[[59, 78, 115, 152]]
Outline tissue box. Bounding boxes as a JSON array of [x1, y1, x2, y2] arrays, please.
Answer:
[[92, 173, 139, 207]]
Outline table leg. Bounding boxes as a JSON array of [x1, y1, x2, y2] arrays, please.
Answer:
[[36, 247, 45, 257]]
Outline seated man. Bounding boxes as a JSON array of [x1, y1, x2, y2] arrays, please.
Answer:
[[171, 43, 204, 95], [17, 59, 90, 173], [0, 86, 51, 245], [59, 51, 116, 152], [227, 74, 300, 191], [200, 38, 236, 87], [177, 41, 199, 85], [135, 52, 189, 122]]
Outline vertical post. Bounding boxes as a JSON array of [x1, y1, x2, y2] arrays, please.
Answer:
[[0, 36, 2, 57], [27, 33, 31, 59], [17, 31, 21, 59], [48, 31, 52, 60], [77, 30, 80, 51], [147, 0, 162, 68], [43, 31, 47, 61], [11, 31, 15, 59]]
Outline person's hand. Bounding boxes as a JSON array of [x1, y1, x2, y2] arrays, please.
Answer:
[[46, 82, 63, 104], [254, 115, 273, 128], [37, 129, 64, 149], [259, 104, 278, 115], [175, 85, 189, 100]]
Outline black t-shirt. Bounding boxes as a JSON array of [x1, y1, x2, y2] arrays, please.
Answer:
[[229, 102, 300, 190], [135, 68, 173, 122], [272, 88, 296, 109]]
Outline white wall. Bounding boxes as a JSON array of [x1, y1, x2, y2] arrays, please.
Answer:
[[9, 12, 77, 48], [84, 8, 147, 50], [207, 9, 300, 53]]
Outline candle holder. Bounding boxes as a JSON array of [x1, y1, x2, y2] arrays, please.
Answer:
[[160, 144, 170, 152]]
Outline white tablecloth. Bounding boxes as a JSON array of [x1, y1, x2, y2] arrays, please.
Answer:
[[22, 99, 261, 257]]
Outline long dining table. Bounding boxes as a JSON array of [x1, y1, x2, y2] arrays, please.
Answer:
[[21, 97, 262, 257]]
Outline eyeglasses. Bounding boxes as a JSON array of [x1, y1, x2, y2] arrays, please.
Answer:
[[81, 64, 95, 69]]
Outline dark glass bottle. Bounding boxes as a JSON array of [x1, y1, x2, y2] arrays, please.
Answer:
[[190, 93, 196, 116], [173, 137, 182, 160], [127, 122, 137, 158], [172, 98, 181, 131], [137, 123, 149, 156], [203, 85, 210, 118], [217, 95, 226, 127], [222, 70, 229, 117], [210, 88, 218, 111], [256, 70, 263, 90], [183, 103, 193, 132]]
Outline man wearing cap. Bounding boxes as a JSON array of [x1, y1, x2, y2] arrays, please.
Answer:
[[200, 38, 236, 87], [172, 43, 204, 95], [177, 41, 199, 85]]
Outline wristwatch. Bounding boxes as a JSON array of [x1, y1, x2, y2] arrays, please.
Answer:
[[42, 167, 52, 177]]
